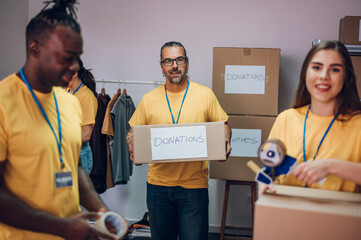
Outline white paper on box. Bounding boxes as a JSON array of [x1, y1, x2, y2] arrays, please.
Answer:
[[230, 129, 261, 157], [224, 65, 265, 94], [150, 126, 208, 160]]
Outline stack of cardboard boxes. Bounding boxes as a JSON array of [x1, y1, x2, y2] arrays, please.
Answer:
[[210, 47, 280, 181], [339, 16, 361, 96]]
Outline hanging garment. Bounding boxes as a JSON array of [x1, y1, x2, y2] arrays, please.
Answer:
[[101, 93, 121, 189], [89, 93, 110, 194], [110, 94, 135, 185]]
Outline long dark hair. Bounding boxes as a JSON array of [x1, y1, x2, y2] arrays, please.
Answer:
[[78, 59, 97, 97], [292, 40, 361, 118], [26, 0, 81, 53]]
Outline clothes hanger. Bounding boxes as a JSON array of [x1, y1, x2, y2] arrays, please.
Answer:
[[101, 80, 106, 95], [122, 88, 128, 97], [116, 81, 122, 96]]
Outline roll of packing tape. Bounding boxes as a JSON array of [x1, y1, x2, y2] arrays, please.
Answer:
[[258, 138, 286, 167], [95, 211, 128, 239]]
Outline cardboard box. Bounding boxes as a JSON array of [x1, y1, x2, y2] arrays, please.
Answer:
[[209, 115, 276, 181], [351, 56, 361, 97], [254, 185, 361, 240], [212, 47, 280, 116], [339, 16, 361, 44], [133, 122, 225, 164]]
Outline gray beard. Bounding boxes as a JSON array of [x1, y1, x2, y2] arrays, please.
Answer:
[[168, 72, 189, 84], [169, 75, 183, 84]]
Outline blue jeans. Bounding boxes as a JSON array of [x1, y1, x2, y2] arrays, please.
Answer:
[[146, 183, 209, 240], [80, 141, 93, 175]]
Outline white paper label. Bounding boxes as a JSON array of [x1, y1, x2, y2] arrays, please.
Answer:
[[224, 65, 266, 94], [150, 126, 208, 160], [230, 129, 262, 157]]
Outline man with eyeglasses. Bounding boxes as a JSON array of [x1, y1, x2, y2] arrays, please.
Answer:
[[126, 41, 231, 240]]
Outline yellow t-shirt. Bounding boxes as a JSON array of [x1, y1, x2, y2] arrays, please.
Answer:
[[101, 94, 120, 137], [74, 85, 97, 126], [129, 81, 228, 188], [0, 74, 83, 239], [269, 105, 361, 192]]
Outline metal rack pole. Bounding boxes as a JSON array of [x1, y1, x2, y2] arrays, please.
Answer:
[[95, 79, 165, 86]]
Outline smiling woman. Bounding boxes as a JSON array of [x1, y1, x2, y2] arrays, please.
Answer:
[[293, 41, 361, 118], [305, 49, 345, 116], [259, 40, 361, 196]]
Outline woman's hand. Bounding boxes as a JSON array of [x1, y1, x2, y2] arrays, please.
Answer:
[[292, 159, 332, 185], [257, 182, 277, 198]]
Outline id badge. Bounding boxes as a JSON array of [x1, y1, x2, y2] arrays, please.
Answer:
[[55, 171, 73, 188]]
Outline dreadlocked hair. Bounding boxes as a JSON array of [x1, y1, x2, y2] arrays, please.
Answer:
[[78, 59, 97, 97], [42, 0, 79, 18], [26, 0, 81, 51]]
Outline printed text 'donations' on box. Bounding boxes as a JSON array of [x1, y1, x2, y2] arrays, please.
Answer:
[[212, 47, 280, 116]]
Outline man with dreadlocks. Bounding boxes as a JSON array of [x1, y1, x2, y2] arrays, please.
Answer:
[[0, 1, 122, 239]]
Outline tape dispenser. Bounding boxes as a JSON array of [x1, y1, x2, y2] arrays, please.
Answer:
[[247, 139, 296, 185]]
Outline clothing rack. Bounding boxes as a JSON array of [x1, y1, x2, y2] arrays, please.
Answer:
[[95, 79, 165, 86]]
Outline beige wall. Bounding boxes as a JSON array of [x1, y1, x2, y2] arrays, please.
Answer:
[[0, 0, 27, 79]]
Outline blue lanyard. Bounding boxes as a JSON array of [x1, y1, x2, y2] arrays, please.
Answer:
[[302, 105, 339, 162], [164, 81, 189, 124], [68, 82, 83, 95], [19, 68, 64, 169]]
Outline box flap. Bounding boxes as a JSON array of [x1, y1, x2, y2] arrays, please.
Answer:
[[271, 185, 361, 203], [258, 193, 361, 219]]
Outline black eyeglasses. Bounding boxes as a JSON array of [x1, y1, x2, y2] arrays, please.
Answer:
[[161, 57, 187, 67]]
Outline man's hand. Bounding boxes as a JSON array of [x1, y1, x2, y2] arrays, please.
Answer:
[[126, 127, 142, 166], [219, 121, 232, 162], [225, 139, 231, 159], [61, 212, 120, 240], [126, 127, 134, 163]]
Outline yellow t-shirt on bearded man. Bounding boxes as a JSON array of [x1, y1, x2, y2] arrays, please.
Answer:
[[129, 81, 228, 189]]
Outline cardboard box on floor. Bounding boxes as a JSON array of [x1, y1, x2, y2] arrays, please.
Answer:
[[212, 47, 280, 116], [210, 115, 276, 181], [339, 16, 361, 44], [133, 122, 226, 164], [351, 56, 361, 97], [254, 185, 361, 240]]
